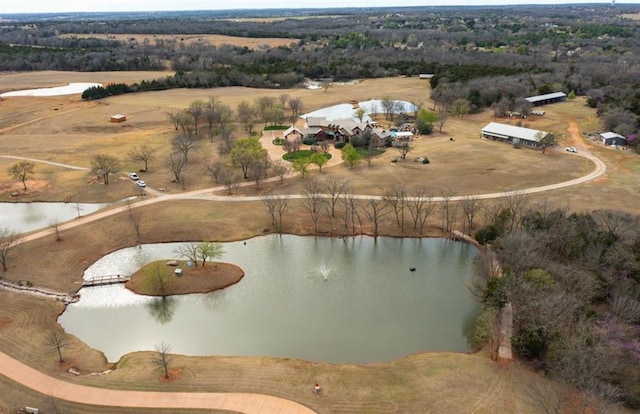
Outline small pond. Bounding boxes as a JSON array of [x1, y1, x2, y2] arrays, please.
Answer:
[[59, 235, 479, 364], [0, 201, 112, 233]]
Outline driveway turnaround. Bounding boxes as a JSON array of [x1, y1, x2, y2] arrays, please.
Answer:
[[0, 351, 316, 413]]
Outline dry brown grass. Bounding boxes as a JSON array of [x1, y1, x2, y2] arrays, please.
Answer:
[[60, 33, 299, 50], [1, 73, 639, 413], [126, 260, 244, 296]]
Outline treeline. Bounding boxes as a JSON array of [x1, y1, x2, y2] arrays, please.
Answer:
[[472, 205, 640, 408], [1, 4, 639, 137]]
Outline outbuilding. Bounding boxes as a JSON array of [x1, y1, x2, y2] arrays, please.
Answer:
[[599, 132, 627, 147], [525, 92, 567, 106], [481, 122, 549, 148], [110, 114, 126, 123]]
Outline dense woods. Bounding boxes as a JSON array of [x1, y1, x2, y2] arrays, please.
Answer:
[[2, 5, 640, 144], [473, 205, 640, 408]]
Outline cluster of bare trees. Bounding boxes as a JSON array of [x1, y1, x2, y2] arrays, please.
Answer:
[[262, 179, 493, 239], [162, 95, 303, 190], [471, 204, 640, 409]]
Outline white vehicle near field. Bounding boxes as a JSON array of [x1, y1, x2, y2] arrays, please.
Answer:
[[566, 147, 578, 153]]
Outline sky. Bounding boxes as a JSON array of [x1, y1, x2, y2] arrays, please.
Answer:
[[1, 1, 631, 14]]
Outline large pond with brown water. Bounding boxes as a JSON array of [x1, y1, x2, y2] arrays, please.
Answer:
[[59, 235, 479, 364]]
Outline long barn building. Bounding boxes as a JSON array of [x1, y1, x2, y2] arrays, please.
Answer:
[[481, 122, 549, 148]]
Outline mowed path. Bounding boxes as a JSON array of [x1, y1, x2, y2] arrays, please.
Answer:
[[0, 352, 315, 414]]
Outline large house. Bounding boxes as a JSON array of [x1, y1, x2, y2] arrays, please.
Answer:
[[525, 92, 567, 106], [297, 117, 402, 148], [599, 131, 627, 147], [481, 122, 549, 148]]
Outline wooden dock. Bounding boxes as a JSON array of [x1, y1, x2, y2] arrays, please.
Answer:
[[82, 275, 131, 287]]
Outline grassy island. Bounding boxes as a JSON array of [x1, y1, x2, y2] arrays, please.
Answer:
[[125, 260, 244, 296]]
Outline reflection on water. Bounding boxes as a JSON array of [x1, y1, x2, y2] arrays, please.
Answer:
[[60, 235, 480, 364], [146, 296, 177, 324], [0, 202, 111, 233]]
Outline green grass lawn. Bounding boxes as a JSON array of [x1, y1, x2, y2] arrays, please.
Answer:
[[282, 150, 332, 161]]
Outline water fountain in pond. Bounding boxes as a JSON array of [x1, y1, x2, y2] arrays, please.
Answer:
[[319, 263, 331, 281]]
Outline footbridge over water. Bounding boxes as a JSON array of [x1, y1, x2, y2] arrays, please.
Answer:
[[82, 275, 131, 287]]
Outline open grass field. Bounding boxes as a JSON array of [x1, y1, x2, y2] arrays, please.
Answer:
[[1, 72, 639, 413], [60, 33, 300, 50]]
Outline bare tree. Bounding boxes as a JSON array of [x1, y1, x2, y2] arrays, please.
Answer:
[[270, 159, 290, 183], [288, 96, 303, 124], [440, 188, 458, 233], [218, 129, 236, 156], [461, 196, 483, 236], [153, 342, 172, 380], [263, 194, 290, 233], [384, 185, 408, 232], [361, 198, 390, 240], [220, 168, 241, 195], [363, 149, 378, 167], [127, 202, 143, 245], [90, 154, 121, 185], [172, 135, 197, 163], [247, 157, 270, 189], [437, 108, 449, 133], [186, 99, 205, 136], [406, 186, 436, 232], [165, 152, 187, 183], [504, 191, 529, 232], [72, 202, 84, 218], [166, 110, 180, 131], [48, 331, 69, 363], [175, 111, 194, 136], [255, 96, 276, 128], [0, 226, 20, 272], [301, 179, 327, 233], [207, 159, 226, 184], [128, 145, 156, 172], [392, 139, 411, 160], [236, 100, 258, 134], [174, 243, 199, 265], [49, 219, 61, 242], [324, 177, 349, 218], [8, 160, 35, 190], [205, 96, 233, 142], [278, 93, 289, 108], [380, 96, 395, 120]]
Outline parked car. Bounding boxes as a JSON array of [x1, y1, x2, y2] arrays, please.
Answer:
[[566, 147, 578, 153], [136, 180, 146, 188], [128, 173, 139, 180]]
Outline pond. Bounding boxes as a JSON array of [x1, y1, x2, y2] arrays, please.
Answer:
[[0, 201, 112, 233], [59, 235, 480, 364]]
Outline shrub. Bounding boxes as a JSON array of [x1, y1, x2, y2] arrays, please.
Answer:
[[475, 224, 500, 245], [272, 138, 285, 146], [303, 137, 317, 145], [469, 307, 498, 350], [512, 326, 545, 359], [264, 125, 289, 131]]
